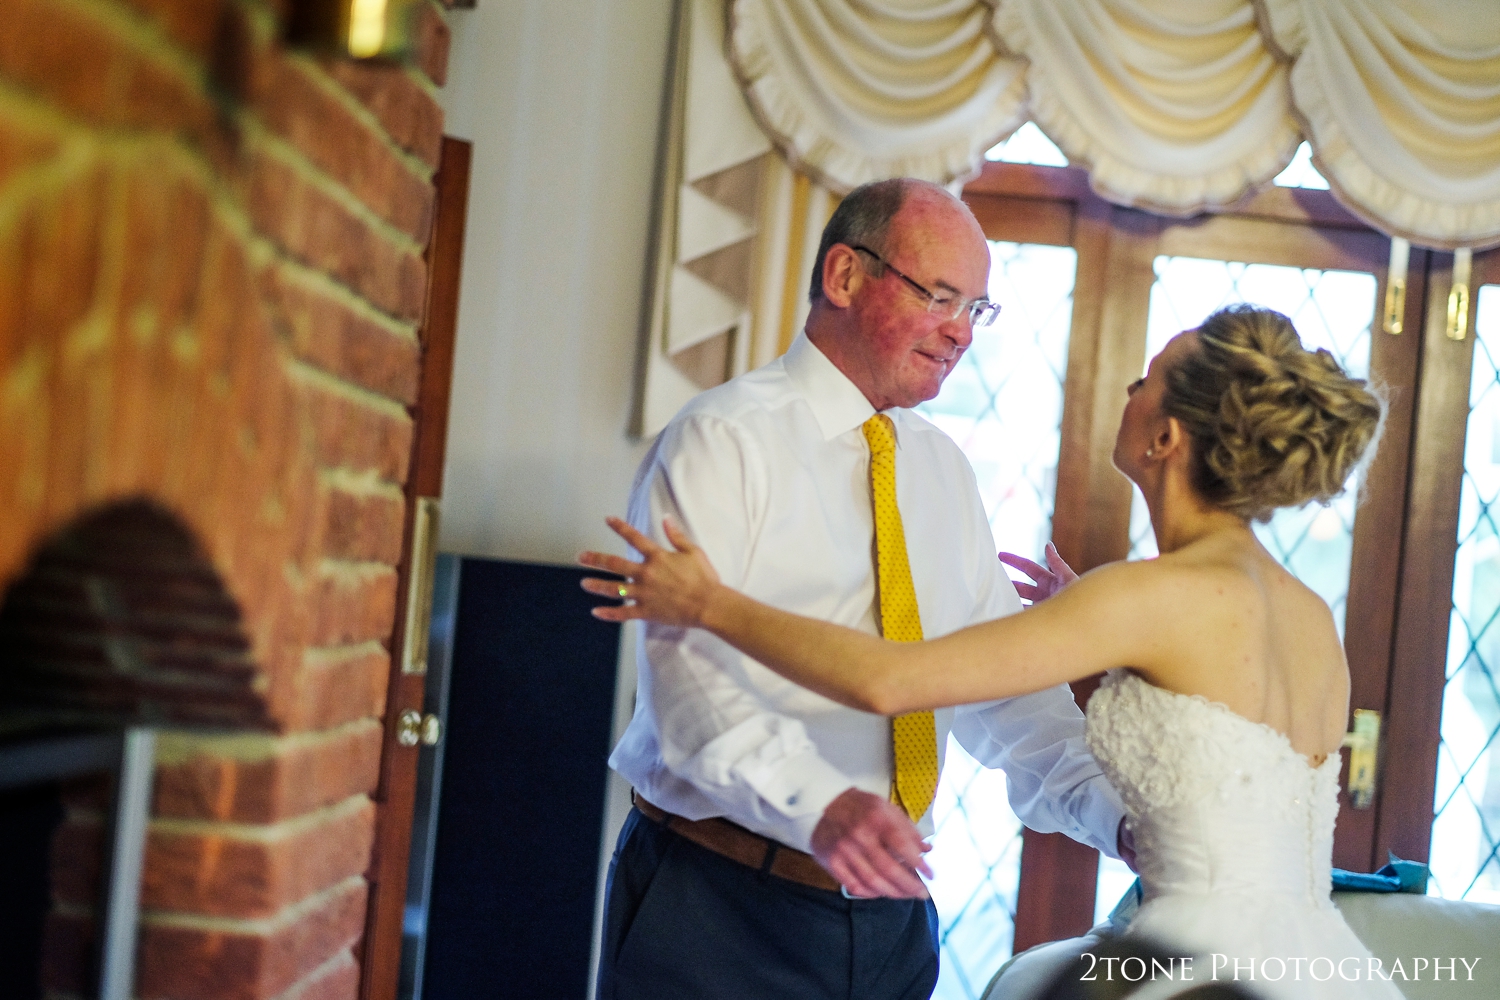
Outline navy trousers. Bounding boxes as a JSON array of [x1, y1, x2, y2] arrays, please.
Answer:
[[596, 806, 940, 1000]]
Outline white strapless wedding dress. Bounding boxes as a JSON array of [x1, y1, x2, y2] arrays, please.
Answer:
[[1070, 670, 1405, 999]]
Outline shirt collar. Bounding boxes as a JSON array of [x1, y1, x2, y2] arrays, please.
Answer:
[[784, 331, 908, 446]]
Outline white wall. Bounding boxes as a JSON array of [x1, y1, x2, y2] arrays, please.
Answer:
[[438, 0, 671, 564], [436, 4, 669, 994]]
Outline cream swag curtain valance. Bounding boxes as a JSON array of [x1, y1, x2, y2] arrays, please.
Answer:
[[636, 0, 1500, 436], [730, 0, 1500, 249]]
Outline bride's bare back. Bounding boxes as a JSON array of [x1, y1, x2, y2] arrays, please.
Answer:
[[1121, 529, 1349, 765]]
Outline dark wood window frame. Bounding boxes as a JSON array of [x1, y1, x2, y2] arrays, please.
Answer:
[[1383, 250, 1500, 866], [961, 160, 1496, 950]]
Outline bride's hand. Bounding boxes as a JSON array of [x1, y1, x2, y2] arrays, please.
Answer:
[[998, 541, 1078, 605], [579, 516, 721, 627]]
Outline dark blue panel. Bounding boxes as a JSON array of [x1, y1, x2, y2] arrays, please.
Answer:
[[0, 782, 63, 1000], [423, 558, 621, 1000]]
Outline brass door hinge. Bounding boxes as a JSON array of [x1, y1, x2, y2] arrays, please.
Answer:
[[401, 497, 440, 675]]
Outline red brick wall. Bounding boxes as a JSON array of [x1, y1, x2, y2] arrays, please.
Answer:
[[0, 0, 452, 997]]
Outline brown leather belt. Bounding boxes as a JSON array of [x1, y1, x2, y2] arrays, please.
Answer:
[[633, 792, 841, 893]]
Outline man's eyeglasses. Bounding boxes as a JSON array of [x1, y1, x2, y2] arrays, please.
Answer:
[[851, 245, 1002, 329]]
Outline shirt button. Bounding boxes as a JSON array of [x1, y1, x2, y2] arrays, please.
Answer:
[[786, 793, 800, 806]]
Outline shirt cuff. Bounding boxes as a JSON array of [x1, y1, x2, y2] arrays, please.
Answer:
[[1074, 777, 1129, 858], [740, 749, 857, 853]]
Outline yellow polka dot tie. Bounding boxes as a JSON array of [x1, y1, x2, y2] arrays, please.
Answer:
[[862, 414, 939, 822]]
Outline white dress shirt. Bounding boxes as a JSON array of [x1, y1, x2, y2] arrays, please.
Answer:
[[610, 332, 1125, 855]]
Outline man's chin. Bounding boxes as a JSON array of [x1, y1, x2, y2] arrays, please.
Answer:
[[910, 371, 952, 406], [899, 385, 944, 409]]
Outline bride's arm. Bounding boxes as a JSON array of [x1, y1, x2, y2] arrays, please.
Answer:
[[580, 517, 1174, 714]]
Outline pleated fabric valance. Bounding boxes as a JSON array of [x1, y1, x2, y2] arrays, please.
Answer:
[[729, 0, 1028, 194], [1258, 0, 1500, 251], [729, 0, 1500, 251], [634, 0, 1500, 436]]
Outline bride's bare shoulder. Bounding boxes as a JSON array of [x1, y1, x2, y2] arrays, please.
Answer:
[[1081, 549, 1259, 603], [1081, 553, 1273, 649]]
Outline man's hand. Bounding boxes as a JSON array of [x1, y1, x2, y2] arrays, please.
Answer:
[[811, 788, 933, 899], [998, 541, 1078, 605]]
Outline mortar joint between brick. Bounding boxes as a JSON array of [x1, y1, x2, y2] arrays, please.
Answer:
[[265, 949, 358, 1000], [318, 466, 404, 499], [140, 873, 365, 933], [0, 120, 99, 246], [249, 125, 427, 259], [153, 717, 382, 765], [285, 357, 413, 423], [284, 53, 439, 185], [148, 791, 371, 841], [62, 158, 134, 378], [316, 558, 399, 582], [301, 639, 387, 668], [0, 89, 415, 368], [0, 92, 283, 295], [273, 256, 420, 344], [403, 59, 441, 102], [57, 0, 211, 104]]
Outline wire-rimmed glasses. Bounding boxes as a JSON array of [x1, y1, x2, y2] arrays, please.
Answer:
[[852, 245, 1001, 329]]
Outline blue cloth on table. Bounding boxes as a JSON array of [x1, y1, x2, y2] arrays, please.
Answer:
[[1331, 853, 1430, 894]]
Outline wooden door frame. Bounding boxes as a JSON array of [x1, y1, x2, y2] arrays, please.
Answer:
[[360, 136, 472, 1000], [1379, 249, 1500, 866], [1329, 243, 1429, 871]]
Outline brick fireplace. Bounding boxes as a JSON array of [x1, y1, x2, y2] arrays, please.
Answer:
[[0, 1, 453, 997]]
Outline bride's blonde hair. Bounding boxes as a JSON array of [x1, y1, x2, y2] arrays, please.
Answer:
[[1161, 305, 1384, 523]]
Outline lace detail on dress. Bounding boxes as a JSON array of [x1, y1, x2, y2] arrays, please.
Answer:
[[1056, 671, 1405, 1000], [1086, 670, 1340, 820], [1087, 670, 1341, 907]]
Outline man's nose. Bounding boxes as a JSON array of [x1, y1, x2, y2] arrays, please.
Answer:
[[940, 311, 974, 349]]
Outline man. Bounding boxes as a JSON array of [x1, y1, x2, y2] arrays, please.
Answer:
[[597, 179, 1127, 1000]]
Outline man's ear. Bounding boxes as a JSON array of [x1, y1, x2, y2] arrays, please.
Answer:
[[821, 244, 864, 308]]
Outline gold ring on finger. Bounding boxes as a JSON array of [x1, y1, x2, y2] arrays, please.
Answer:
[[617, 585, 629, 599]]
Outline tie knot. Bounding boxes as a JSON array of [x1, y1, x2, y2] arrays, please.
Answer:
[[862, 413, 896, 455]]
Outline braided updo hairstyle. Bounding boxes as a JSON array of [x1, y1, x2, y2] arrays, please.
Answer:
[[1160, 305, 1384, 523]]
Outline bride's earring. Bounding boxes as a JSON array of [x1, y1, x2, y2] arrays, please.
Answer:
[[1146, 446, 1155, 458]]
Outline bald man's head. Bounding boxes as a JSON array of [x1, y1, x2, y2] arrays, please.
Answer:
[[809, 179, 972, 303]]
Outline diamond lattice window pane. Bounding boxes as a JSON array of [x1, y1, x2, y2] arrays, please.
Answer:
[[917, 241, 1077, 998], [928, 740, 1026, 1000], [922, 243, 1077, 559], [1432, 284, 1500, 904]]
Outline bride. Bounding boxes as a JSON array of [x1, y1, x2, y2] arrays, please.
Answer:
[[580, 304, 1400, 1000]]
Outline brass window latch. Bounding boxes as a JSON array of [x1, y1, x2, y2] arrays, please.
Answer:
[[1341, 709, 1381, 809]]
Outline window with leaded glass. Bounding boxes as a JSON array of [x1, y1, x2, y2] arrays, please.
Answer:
[[919, 240, 1078, 1000], [1433, 284, 1500, 904]]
